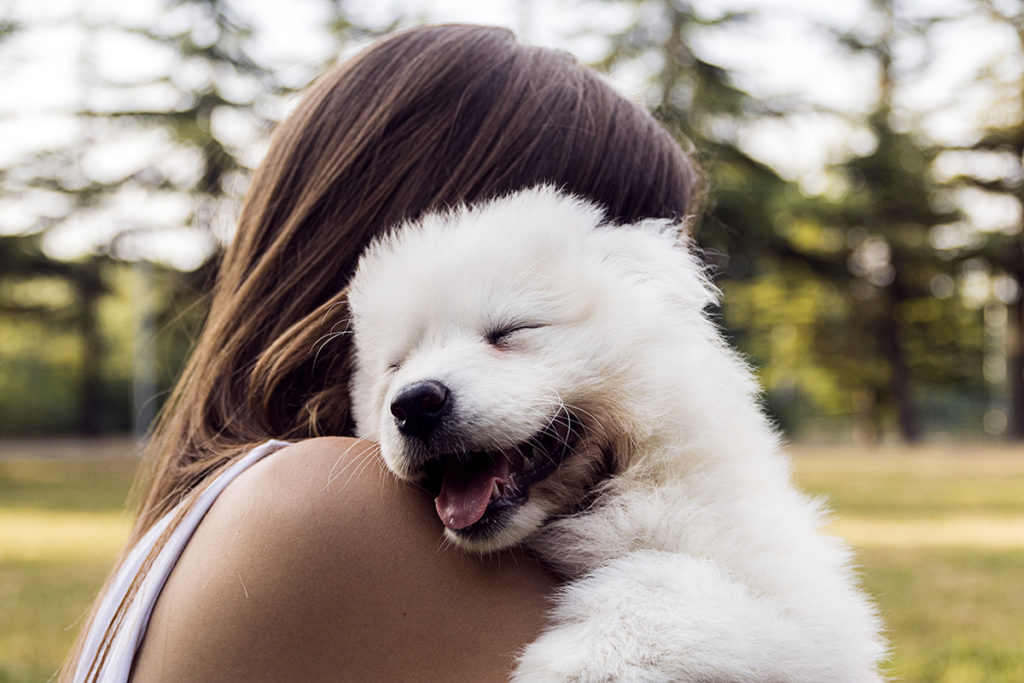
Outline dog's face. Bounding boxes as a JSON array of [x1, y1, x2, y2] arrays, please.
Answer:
[[347, 187, 714, 552]]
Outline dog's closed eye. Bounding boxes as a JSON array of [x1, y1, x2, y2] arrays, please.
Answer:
[[485, 323, 543, 346]]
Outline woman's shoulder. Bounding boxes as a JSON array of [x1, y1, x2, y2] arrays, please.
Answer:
[[189, 436, 400, 572], [130, 437, 402, 679], [130, 437, 554, 681], [223, 435, 388, 521]]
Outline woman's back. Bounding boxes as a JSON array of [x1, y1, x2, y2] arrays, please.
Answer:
[[129, 438, 553, 681]]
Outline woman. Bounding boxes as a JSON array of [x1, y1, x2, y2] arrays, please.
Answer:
[[66, 24, 701, 681]]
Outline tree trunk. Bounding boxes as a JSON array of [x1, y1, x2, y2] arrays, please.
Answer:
[[1009, 242, 1024, 439], [74, 261, 104, 436], [882, 275, 921, 442]]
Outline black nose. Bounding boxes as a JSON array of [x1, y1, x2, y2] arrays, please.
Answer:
[[391, 380, 449, 439]]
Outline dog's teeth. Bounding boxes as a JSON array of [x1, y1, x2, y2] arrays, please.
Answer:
[[532, 445, 546, 461], [491, 481, 501, 500]]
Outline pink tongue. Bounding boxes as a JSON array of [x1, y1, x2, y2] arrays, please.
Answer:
[[435, 456, 510, 530]]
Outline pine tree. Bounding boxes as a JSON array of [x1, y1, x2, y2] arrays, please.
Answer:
[[0, 1, 394, 435], [824, 0, 988, 442], [1, 1, 286, 434], [947, 0, 1024, 438], [593, 0, 983, 441], [593, 1, 867, 434]]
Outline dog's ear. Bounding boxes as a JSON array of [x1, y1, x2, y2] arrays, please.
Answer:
[[651, 215, 699, 251], [591, 217, 719, 311]]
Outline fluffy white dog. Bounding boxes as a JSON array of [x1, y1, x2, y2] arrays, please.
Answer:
[[348, 186, 886, 681]]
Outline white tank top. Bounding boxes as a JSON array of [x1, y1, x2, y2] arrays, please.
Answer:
[[72, 440, 290, 682]]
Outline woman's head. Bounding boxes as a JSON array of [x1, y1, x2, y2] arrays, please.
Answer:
[[137, 24, 702, 530]]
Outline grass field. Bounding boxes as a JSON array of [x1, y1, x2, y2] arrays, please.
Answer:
[[791, 444, 1024, 682], [1, 439, 1022, 682]]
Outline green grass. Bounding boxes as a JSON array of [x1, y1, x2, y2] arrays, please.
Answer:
[[858, 547, 1024, 682], [792, 444, 1024, 518], [1, 440, 1023, 681], [0, 441, 137, 682], [791, 443, 1024, 682], [0, 559, 117, 682], [0, 458, 136, 513]]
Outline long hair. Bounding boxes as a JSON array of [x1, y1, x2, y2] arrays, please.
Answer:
[[65, 23, 702, 680], [134, 24, 702, 537]]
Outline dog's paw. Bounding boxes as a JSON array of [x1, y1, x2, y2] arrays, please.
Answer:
[[514, 550, 883, 682], [514, 552, 706, 682], [514, 620, 648, 683]]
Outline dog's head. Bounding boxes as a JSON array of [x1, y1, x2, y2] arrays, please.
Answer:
[[347, 186, 716, 552]]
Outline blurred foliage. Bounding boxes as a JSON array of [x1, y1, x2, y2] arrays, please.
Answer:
[[0, 0, 1021, 441], [0, 254, 211, 435], [595, 0, 1013, 441], [943, 0, 1024, 437], [818, 0, 966, 442]]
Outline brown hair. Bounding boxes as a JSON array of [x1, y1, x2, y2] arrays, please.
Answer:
[[66, 24, 701, 679], [133, 24, 702, 535]]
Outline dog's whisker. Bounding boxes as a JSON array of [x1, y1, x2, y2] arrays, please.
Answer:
[[322, 440, 379, 492], [310, 331, 348, 369]]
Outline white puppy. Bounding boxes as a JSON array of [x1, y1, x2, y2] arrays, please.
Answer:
[[348, 186, 886, 681]]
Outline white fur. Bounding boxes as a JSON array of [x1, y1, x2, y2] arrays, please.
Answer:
[[348, 186, 887, 681]]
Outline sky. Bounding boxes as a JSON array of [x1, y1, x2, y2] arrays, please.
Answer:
[[0, 0, 1019, 269]]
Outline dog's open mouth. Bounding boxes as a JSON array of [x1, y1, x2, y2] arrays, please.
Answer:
[[418, 414, 577, 537]]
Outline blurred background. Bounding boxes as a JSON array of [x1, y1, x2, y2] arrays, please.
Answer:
[[0, 0, 1021, 681]]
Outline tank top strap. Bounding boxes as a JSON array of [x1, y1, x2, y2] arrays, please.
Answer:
[[73, 439, 291, 682]]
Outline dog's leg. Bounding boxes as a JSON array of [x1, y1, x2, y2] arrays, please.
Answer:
[[514, 550, 884, 683]]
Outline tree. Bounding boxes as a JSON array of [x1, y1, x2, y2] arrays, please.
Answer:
[[593, 0, 986, 441], [0, 1, 397, 436], [0, 1, 283, 435], [822, 0, 978, 442], [946, 0, 1024, 438], [593, 2, 877, 435]]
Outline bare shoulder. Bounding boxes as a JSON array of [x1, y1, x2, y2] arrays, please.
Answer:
[[132, 437, 553, 682]]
